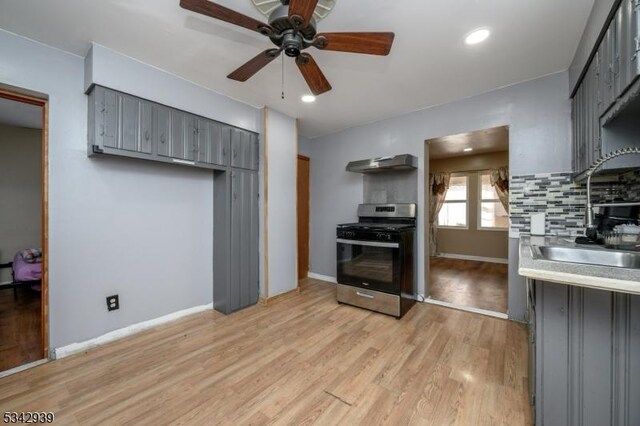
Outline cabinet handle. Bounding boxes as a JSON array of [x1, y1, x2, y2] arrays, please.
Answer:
[[233, 149, 237, 158], [160, 134, 166, 144], [100, 101, 106, 113], [223, 147, 227, 156], [144, 130, 150, 141], [100, 125, 105, 136], [633, 37, 640, 62]]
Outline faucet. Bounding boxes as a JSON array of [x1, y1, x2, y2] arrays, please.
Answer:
[[583, 147, 640, 242]]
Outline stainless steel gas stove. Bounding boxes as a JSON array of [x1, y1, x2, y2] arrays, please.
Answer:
[[336, 203, 417, 318]]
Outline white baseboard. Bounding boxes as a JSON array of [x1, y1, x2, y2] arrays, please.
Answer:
[[423, 298, 508, 319], [435, 253, 508, 265], [53, 303, 213, 359], [307, 272, 337, 283]]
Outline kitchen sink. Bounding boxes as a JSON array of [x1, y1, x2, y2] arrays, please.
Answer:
[[531, 245, 640, 269]]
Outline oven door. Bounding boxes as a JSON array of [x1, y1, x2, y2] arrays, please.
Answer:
[[336, 238, 401, 293]]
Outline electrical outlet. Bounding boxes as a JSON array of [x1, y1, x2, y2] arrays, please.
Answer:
[[106, 295, 119, 311]]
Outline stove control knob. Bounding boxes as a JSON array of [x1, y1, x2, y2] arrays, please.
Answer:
[[348, 231, 356, 238]]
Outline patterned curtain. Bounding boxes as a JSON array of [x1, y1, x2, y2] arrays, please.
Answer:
[[490, 166, 509, 211], [429, 172, 451, 256]]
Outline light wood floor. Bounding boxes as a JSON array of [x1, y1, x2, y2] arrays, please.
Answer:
[[429, 257, 508, 313], [0, 279, 530, 425], [0, 286, 42, 372]]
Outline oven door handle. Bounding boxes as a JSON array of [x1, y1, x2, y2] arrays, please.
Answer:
[[336, 238, 399, 249]]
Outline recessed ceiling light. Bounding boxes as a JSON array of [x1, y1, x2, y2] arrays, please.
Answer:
[[301, 95, 316, 103], [464, 148, 473, 152], [465, 28, 490, 45]]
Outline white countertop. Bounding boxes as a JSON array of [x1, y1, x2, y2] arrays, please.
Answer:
[[519, 236, 640, 294]]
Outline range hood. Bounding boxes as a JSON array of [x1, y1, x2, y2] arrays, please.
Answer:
[[346, 154, 418, 173]]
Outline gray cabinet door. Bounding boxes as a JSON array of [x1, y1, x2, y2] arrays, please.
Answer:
[[171, 111, 186, 160], [118, 93, 153, 154], [231, 129, 258, 170], [102, 88, 118, 150], [622, 0, 640, 88], [196, 118, 211, 164], [211, 123, 230, 166], [155, 105, 171, 158], [230, 169, 259, 311]]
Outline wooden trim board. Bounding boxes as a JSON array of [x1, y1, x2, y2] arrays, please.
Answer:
[[434, 253, 509, 265], [262, 107, 270, 299], [0, 88, 49, 360], [258, 287, 301, 306]]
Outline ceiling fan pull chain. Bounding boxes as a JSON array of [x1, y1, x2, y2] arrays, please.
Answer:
[[281, 51, 285, 100]]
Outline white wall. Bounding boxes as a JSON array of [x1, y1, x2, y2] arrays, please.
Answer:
[[308, 71, 572, 320], [0, 124, 42, 282], [298, 135, 312, 158], [0, 29, 265, 349], [265, 108, 298, 297]]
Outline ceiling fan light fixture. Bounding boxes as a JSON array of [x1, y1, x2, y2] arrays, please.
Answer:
[[301, 95, 316, 103], [463, 147, 473, 152], [465, 28, 490, 45]]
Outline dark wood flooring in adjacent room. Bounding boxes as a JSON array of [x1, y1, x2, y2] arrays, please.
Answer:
[[429, 257, 508, 313], [0, 279, 530, 424], [0, 286, 42, 372]]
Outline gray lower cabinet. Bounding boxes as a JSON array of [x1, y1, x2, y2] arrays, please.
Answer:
[[532, 280, 640, 426], [213, 168, 259, 314], [88, 85, 257, 170]]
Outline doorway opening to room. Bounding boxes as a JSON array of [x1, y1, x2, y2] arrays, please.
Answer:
[[0, 88, 48, 375], [426, 126, 509, 317]]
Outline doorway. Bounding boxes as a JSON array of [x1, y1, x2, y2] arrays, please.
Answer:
[[425, 126, 509, 316], [297, 155, 310, 281], [0, 88, 48, 374]]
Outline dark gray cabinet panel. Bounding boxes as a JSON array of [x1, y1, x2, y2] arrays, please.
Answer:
[[196, 120, 231, 166], [231, 128, 258, 170], [213, 168, 259, 314], [533, 280, 640, 426], [170, 110, 197, 161], [155, 105, 171, 158]]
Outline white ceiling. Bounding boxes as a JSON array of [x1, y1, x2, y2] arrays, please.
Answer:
[[0, 0, 594, 138], [428, 125, 509, 159], [0, 97, 42, 129]]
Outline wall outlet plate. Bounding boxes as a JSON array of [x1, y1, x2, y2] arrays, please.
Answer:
[[106, 295, 119, 311]]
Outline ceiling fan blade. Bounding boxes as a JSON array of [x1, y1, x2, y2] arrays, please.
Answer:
[[296, 53, 332, 96], [314, 32, 395, 56], [180, 0, 272, 35], [228, 49, 280, 82], [288, 0, 319, 28]]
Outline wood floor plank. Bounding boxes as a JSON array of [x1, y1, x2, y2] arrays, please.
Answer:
[[0, 279, 531, 425]]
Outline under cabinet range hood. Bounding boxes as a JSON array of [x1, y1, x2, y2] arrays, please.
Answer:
[[346, 154, 418, 173]]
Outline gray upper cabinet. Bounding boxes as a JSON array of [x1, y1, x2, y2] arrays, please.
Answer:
[[196, 120, 231, 166], [572, 0, 640, 179], [231, 128, 258, 170], [90, 86, 152, 156], [89, 85, 258, 171], [155, 105, 172, 158]]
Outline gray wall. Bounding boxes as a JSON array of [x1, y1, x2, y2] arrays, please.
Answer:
[[298, 135, 312, 158], [0, 124, 42, 282], [569, 0, 616, 92], [0, 29, 263, 349], [308, 71, 572, 321], [265, 108, 298, 297]]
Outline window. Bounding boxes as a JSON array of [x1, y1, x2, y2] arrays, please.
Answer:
[[479, 172, 509, 230], [437, 174, 468, 228]]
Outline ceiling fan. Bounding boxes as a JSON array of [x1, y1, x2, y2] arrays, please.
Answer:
[[180, 0, 395, 96]]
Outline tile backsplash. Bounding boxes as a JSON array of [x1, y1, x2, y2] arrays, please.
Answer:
[[509, 170, 640, 237]]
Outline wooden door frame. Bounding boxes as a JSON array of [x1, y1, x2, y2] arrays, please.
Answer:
[[296, 154, 310, 283], [0, 88, 49, 359]]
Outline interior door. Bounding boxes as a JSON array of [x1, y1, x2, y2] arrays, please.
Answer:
[[297, 155, 310, 280]]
